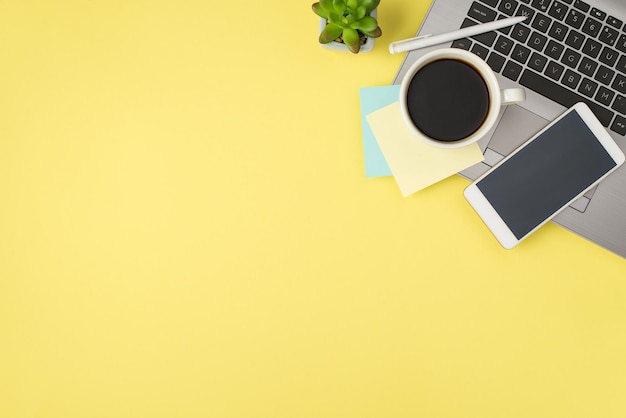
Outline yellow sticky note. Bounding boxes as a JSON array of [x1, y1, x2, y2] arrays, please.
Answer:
[[366, 102, 485, 197]]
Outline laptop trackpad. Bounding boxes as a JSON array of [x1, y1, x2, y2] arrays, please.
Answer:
[[487, 105, 549, 157]]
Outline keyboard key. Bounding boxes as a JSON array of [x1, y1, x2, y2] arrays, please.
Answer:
[[599, 46, 619, 66], [589, 7, 606, 20], [529, 52, 548, 71], [561, 48, 581, 68], [545, 60, 565, 80], [461, 17, 478, 28], [611, 115, 626, 135], [479, 0, 499, 7], [562, 69, 581, 88], [531, 0, 551, 13], [594, 65, 616, 85], [531, 13, 552, 32], [468, 1, 498, 22], [528, 32, 548, 50], [578, 57, 598, 76], [599, 27, 619, 46], [548, 21, 568, 41], [487, 52, 507, 72], [596, 86, 615, 106], [578, 78, 598, 97], [512, 44, 532, 63], [471, 43, 490, 59], [503, 61, 523, 80], [573, 0, 590, 13], [565, 29, 585, 49], [607, 16, 623, 30], [616, 56, 626, 74], [612, 74, 626, 94], [498, 0, 518, 16], [519, 69, 614, 126], [451, 38, 473, 50], [473, 30, 498, 46], [565, 9, 584, 29], [616, 34, 626, 54], [548, 1, 568, 20], [611, 95, 626, 114], [582, 17, 602, 37], [511, 23, 532, 42], [545, 40, 565, 59], [582, 38, 602, 58], [494, 35, 515, 55], [516, 4, 535, 20]]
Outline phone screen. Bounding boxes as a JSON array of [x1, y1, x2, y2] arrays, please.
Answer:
[[476, 110, 618, 240]]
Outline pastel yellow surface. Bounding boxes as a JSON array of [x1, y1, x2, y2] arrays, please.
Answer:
[[366, 102, 484, 196], [1, 1, 625, 418]]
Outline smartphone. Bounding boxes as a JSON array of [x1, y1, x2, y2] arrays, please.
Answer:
[[464, 102, 625, 249]]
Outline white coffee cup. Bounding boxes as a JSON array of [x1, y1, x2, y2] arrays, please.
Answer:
[[399, 48, 525, 149]]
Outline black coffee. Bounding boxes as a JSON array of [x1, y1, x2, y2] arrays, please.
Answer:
[[406, 59, 490, 142]]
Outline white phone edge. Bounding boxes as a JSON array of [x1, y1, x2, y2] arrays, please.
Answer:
[[464, 102, 626, 249]]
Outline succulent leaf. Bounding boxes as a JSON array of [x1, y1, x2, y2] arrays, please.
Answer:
[[347, 0, 358, 9], [319, 22, 343, 44], [353, 15, 378, 32], [319, 0, 334, 12], [332, 0, 346, 13], [355, 6, 366, 19], [361, 0, 380, 13], [328, 11, 347, 27], [361, 26, 382, 38], [342, 28, 361, 53], [312, 3, 330, 18]]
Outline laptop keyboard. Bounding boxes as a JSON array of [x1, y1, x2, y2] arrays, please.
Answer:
[[452, 0, 626, 136]]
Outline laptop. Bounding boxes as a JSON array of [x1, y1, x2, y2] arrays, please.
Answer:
[[393, 0, 626, 259]]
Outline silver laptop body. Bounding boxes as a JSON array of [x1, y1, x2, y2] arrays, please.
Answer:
[[393, 0, 626, 258]]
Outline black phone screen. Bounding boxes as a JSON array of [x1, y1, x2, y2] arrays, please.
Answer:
[[476, 110, 618, 239]]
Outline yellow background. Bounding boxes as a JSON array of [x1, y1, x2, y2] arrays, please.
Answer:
[[1, 1, 625, 417]]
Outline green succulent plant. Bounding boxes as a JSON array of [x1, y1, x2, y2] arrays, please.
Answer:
[[312, 0, 382, 53]]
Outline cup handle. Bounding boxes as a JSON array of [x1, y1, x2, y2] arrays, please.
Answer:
[[501, 87, 526, 105]]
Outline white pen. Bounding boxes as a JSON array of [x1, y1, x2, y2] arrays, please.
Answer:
[[389, 15, 527, 54]]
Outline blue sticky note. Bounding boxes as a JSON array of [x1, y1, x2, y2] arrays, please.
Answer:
[[359, 85, 399, 177]]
